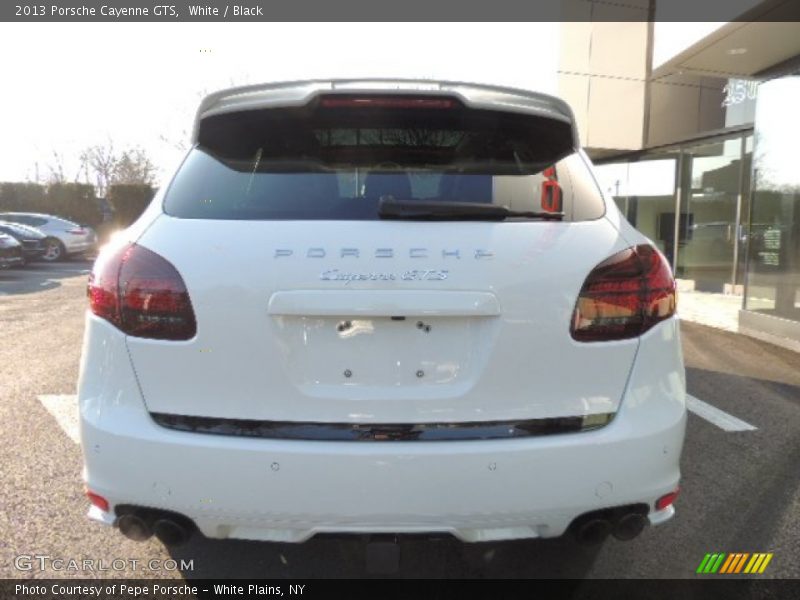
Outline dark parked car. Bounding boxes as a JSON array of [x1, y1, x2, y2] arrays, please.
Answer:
[[0, 233, 24, 269], [0, 221, 46, 264]]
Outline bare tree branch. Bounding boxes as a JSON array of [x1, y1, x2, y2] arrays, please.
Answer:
[[46, 150, 66, 184], [76, 142, 156, 196]]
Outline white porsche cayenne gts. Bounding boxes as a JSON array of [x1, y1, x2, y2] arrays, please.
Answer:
[[78, 79, 685, 547]]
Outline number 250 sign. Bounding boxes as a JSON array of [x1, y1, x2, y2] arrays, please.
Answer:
[[722, 79, 758, 108]]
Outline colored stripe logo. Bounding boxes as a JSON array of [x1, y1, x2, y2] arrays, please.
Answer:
[[696, 553, 773, 574]]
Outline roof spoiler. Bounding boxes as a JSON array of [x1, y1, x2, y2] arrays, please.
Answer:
[[191, 78, 580, 148]]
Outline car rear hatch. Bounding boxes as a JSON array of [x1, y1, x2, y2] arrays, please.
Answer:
[[123, 81, 640, 434]]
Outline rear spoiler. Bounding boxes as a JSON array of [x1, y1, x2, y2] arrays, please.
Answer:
[[191, 78, 580, 148]]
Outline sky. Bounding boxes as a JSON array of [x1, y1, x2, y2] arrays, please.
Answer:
[[0, 23, 560, 187], [651, 22, 725, 69]]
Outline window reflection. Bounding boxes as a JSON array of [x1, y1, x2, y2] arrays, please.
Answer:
[[594, 158, 677, 259], [744, 75, 800, 321], [676, 138, 742, 293]]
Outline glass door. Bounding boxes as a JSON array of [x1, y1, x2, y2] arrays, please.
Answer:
[[675, 137, 744, 293]]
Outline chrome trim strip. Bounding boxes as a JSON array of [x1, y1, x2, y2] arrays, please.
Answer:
[[150, 412, 614, 442]]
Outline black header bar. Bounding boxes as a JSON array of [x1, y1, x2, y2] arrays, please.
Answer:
[[2, 578, 800, 600], [3, 0, 800, 22]]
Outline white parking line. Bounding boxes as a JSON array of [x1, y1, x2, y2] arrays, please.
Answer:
[[38, 394, 80, 444], [29, 269, 89, 275], [686, 394, 758, 432]]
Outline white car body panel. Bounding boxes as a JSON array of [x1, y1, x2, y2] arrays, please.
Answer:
[[77, 79, 686, 543], [266, 289, 501, 317], [126, 216, 639, 423], [79, 314, 684, 543]]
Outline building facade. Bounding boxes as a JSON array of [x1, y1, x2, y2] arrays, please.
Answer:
[[559, 0, 800, 350]]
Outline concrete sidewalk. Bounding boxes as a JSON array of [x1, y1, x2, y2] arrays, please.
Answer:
[[678, 290, 742, 333], [677, 289, 800, 353]]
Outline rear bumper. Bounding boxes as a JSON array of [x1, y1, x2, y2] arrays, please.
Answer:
[[79, 316, 686, 543]]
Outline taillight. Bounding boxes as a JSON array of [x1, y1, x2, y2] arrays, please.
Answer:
[[540, 166, 562, 213], [88, 243, 196, 341], [656, 487, 680, 511], [86, 490, 110, 512], [68, 227, 87, 235], [571, 244, 676, 342]]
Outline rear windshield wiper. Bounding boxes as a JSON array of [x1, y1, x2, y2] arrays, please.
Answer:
[[378, 197, 564, 221]]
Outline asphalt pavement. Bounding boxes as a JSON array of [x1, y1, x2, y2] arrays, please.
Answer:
[[1, 260, 798, 579]]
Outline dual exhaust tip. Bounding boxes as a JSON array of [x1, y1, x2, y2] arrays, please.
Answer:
[[572, 505, 649, 545], [117, 508, 195, 546]]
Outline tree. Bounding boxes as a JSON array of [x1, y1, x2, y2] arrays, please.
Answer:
[[79, 142, 118, 197], [78, 142, 156, 196], [114, 148, 156, 188], [107, 184, 157, 228], [45, 150, 67, 184]]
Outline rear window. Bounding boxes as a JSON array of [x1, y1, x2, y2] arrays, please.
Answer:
[[164, 97, 605, 221]]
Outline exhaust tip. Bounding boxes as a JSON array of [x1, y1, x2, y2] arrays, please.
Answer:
[[117, 514, 152, 542], [153, 518, 193, 546], [612, 513, 647, 541], [575, 518, 612, 545]]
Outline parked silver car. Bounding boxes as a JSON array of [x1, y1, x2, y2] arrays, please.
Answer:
[[0, 213, 96, 261]]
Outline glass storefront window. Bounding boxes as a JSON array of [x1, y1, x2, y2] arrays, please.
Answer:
[[744, 75, 800, 321], [735, 135, 753, 287], [595, 128, 759, 298], [675, 137, 743, 293]]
